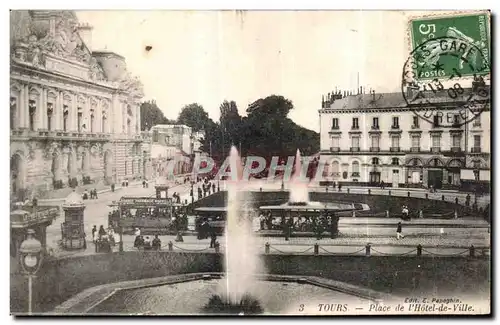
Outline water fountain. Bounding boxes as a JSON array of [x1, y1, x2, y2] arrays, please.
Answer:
[[54, 148, 380, 315], [204, 146, 265, 314]]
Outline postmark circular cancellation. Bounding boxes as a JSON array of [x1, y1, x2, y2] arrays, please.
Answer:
[[401, 36, 490, 128]]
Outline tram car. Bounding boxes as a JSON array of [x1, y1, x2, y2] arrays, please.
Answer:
[[108, 196, 188, 235]]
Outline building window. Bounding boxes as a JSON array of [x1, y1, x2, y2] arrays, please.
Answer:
[[371, 135, 380, 148], [332, 118, 339, 129], [47, 103, 53, 131], [102, 114, 107, 133], [453, 114, 460, 126], [372, 158, 379, 165], [452, 134, 461, 148], [352, 161, 360, 174], [10, 97, 16, 130], [153, 130, 159, 143], [352, 117, 359, 129], [391, 136, 399, 148], [391, 158, 399, 165], [473, 115, 481, 127], [331, 161, 340, 176], [29, 100, 36, 131], [372, 117, 379, 129], [473, 160, 481, 169], [474, 135, 481, 148], [433, 115, 442, 127], [77, 111, 83, 132], [411, 135, 420, 148], [63, 108, 68, 132], [392, 116, 399, 128], [331, 136, 339, 148], [432, 135, 441, 148], [412, 116, 419, 128], [351, 136, 360, 148], [90, 114, 95, 133]]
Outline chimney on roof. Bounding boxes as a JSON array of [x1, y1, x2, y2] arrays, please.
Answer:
[[371, 89, 376, 101], [321, 95, 325, 108], [335, 86, 338, 94], [360, 86, 363, 94]]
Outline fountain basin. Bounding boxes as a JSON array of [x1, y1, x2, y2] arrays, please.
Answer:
[[53, 273, 388, 315]]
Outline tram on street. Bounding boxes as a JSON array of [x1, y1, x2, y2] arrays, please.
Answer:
[[108, 196, 188, 235], [192, 207, 258, 236]]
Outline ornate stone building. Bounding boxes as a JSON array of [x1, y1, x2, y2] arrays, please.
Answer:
[[10, 10, 151, 200], [319, 87, 490, 191]]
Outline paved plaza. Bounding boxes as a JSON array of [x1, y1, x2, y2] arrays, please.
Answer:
[[41, 180, 490, 259]]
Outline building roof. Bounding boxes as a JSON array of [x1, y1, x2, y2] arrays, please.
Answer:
[[329, 92, 408, 110]]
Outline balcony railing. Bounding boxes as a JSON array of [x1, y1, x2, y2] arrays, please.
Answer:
[[369, 147, 380, 152], [371, 125, 380, 130], [390, 147, 400, 152], [410, 147, 420, 153], [391, 125, 400, 129], [351, 125, 360, 130], [11, 129, 112, 141], [330, 147, 340, 152], [471, 147, 482, 153], [331, 172, 341, 177], [351, 172, 360, 177], [451, 146, 462, 153], [431, 147, 441, 153], [350, 147, 360, 152], [411, 124, 420, 129], [331, 125, 340, 130]]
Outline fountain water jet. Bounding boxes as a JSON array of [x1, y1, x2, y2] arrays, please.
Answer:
[[288, 149, 310, 205], [208, 146, 264, 313]]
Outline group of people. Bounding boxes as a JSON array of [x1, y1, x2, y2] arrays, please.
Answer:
[[141, 180, 149, 188], [133, 228, 162, 250], [82, 189, 99, 200], [91, 225, 116, 244], [196, 218, 219, 248]]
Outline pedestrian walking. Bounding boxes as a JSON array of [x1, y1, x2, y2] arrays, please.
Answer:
[[396, 222, 404, 239], [92, 225, 97, 243]]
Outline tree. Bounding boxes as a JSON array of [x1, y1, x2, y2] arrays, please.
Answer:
[[177, 103, 211, 132], [140, 100, 173, 130], [198, 95, 319, 166], [219, 100, 242, 154]]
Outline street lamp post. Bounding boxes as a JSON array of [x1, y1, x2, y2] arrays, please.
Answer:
[[18, 229, 43, 315]]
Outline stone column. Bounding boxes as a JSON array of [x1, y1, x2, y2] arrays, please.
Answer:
[[122, 104, 127, 134], [136, 104, 141, 134], [18, 84, 26, 128], [54, 92, 61, 131], [40, 88, 48, 130], [95, 100, 101, 134], [111, 95, 120, 134]]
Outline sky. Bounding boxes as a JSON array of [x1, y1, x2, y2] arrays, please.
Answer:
[[76, 10, 408, 131]]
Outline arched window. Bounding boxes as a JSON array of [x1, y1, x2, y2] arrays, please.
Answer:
[[10, 97, 16, 130], [391, 158, 399, 165], [77, 108, 83, 132], [90, 112, 95, 133], [102, 114, 107, 133], [29, 100, 36, 131], [47, 103, 54, 131], [352, 161, 360, 174], [63, 108, 69, 132], [331, 161, 340, 177], [372, 158, 379, 165]]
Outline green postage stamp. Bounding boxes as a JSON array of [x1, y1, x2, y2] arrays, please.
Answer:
[[409, 11, 490, 80]]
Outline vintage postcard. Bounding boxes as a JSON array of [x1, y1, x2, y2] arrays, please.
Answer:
[[9, 9, 490, 316]]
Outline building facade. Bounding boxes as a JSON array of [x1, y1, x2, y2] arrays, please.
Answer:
[[10, 10, 151, 200], [150, 124, 197, 176], [318, 88, 490, 190]]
